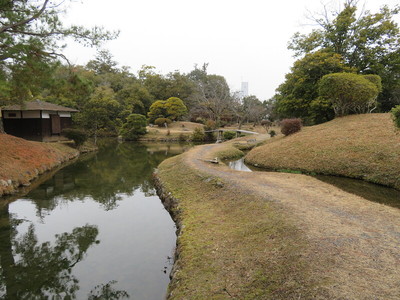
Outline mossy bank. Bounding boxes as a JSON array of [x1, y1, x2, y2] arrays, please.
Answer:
[[0, 133, 79, 197]]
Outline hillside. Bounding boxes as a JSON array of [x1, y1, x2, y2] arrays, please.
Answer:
[[0, 133, 79, 197], [140, 121, 204, 141], [245, 114, 400, 190]]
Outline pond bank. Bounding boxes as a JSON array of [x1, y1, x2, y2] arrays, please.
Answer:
[[245, 114, 400, 190], [155, 136, 400, 299], [0, 133, 79, 197]]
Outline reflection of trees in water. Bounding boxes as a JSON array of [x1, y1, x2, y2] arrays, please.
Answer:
[[0, 204, 129, 299], [27, 141, 187, 214], [88, 280, 129, 300]]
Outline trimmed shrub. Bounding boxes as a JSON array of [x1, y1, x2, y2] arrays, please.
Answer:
[[62, 128, 88, 146], [154, 117, 172, 127], [319, 72, 380, 116], [269, 130, 276, 137], [119, 114, 147, 140], [165, 97, 187, 120], [147, 100, 166, 123], [391, 105, 400, 128], [281, 118, 302, 136], [223, 131, 236, 140], [191, 127, 205, 141]]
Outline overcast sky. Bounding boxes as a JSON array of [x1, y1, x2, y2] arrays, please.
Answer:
[[61, 0, 399, 101]]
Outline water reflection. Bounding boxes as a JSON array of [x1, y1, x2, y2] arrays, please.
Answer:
[[315, 175, 400, 209], [226, 157, 400, 209], [0, 202, 114, 299], [28, 142, 191, 216], [0, 141, 191, 299], [227, 158, 252, 172]]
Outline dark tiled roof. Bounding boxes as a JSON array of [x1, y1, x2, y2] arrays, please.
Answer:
[[2, 100, 78, 112]]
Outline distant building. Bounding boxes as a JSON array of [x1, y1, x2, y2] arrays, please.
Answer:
[[239, 82, 249, 99], [240, 82, 249, 98], [1, 100, 78, 141]]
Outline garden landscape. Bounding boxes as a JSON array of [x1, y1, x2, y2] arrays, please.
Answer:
[[1, 0, 400, 299]]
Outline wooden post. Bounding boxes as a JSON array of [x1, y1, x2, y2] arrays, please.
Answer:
[[0, 108, 3, 133]]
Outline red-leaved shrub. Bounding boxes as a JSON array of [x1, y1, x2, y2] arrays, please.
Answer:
[[281, 118, 302, 136]]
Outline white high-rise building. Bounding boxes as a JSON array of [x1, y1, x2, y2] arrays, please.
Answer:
[[241, 82, 249, 98]]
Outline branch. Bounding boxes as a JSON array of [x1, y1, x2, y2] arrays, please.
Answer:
[[44, 51, 72, 66], [0, 0, 50, 34]]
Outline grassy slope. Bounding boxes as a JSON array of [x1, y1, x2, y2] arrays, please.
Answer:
[[0, 133, 78, 196], [246, 114, 400, 190]]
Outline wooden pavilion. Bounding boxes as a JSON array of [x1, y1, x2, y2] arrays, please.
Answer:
[[1, 100, 78, 141]]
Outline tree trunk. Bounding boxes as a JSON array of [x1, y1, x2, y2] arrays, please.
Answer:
[[238, 119, 243, 130]]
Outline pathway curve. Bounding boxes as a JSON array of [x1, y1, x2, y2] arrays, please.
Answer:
[[181, 138, 400, 299]]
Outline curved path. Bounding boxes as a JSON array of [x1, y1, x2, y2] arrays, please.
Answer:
[[181, 138, 400, 299]]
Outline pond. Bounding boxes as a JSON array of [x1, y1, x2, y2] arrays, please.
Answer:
[[226, 158, 400, 209], [0, 140, 192, 300]]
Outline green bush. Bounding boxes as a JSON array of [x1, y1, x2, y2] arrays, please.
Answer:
[[119, 114, 147, 140], [147, 100, 166, 123], [191, 127, 205, 141], [391, 105, 400, 128], [62, 128, 88, 146], [164, 97, 187, 120], [281, 118, 302, 136], [319, 72, 380, 116], [269, 130, 276, 137], [154, 117, 172, 127], [363, 74, 382, 92], [148, 97, 187, 122], [223, 131, 236, 140]]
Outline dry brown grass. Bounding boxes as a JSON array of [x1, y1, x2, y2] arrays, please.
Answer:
[[158, 154, 319, 299], [0, 133, 78, 196], [141, 121, 204, 141], [246, 114, 400, 189], [157, 138, 400, 299]]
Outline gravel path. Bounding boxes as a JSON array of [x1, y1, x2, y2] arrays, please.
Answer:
[[182, 141, 400, 299]]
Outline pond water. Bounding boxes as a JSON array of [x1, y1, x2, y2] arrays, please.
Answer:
[[226, 158, 400, 209], [0, 141, 192, 300]]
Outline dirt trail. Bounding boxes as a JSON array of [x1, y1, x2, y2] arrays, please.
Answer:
[[182, 140, 400, 299]]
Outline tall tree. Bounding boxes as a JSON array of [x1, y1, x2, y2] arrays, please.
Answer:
[[189, 64, 232, 124], [274, 50, 353, 124], [288, 1, 400, 111], [0, 0, 118, 132]]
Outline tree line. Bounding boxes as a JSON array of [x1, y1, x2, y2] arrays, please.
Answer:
[[271, 0, 400, 125], [2, 0, 398, 135], [0, 1, 268, 136]]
